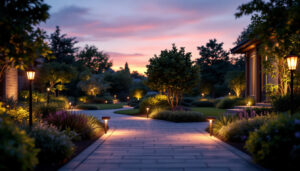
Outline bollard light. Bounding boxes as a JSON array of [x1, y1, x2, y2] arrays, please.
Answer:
[[46, 87, 50, 104], [146, 107, 150, 118], [26, 68, 35, 129], [105, 100, 108, 104], [102, 116, 111, 134], [228, 92, 231, 96], [285, 53, 298, 115], [207, 116, 216, 136]]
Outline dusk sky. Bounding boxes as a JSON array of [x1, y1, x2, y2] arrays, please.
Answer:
[[41, 0, 251, 73]]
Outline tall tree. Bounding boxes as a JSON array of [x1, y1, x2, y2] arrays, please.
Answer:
[[146, 44, 199, 109], [49, 26, 78, 64], [124, 62, 130, 74], [0, 0, 50, 79], [196, 39, 231, 96], [38, 62, 76, 96], [235, 0, 300, 95], [77, 45, 112, 73]]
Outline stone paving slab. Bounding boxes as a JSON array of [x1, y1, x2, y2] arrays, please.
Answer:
[[60, 108, 264, 171]]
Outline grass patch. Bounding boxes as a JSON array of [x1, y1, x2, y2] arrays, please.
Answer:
[[114, 109, 140, 115], [76, 103, 125, 110], [150, 110, 205, 122], [190, 107, 226, 117]]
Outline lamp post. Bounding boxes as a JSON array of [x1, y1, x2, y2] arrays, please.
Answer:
[[207, 116, 216, 136], [127, 96, 130, 104], [26, 68, 35, 128], [285, 54, 298, 115], [102, 116, 110, 134], [46, 87, 50, 105], [146, 107, 150, 118]]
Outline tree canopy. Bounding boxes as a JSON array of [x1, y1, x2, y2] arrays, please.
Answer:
[[0, 0, 50, 79], [146, 44, 199, 109], [38, 62, 76, 95], [235, 0, 300, 95], [49, 26, 78, 64], [77, 45, 112, 73], [196, 39, 231, 96]]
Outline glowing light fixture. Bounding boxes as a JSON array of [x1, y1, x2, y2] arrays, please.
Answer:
[[26, 68, 35, 128], [285, 53, 298, 115], [102, 116, 111, 134], [207, 116, 216, 136], [146, 107, 150, 118]]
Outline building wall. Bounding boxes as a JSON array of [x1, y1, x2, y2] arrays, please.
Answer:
[[5, 67, 18, 100]]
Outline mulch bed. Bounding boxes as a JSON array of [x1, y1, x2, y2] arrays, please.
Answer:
[[35, 135, 101, 171]]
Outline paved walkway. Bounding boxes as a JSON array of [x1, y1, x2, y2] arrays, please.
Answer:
[[60, 108, 263, 171]]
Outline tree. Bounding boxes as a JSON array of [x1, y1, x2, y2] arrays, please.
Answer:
[[146, 44, 199, 109], [235, 0, 300, 95], [104, 70, 132, 100], [49, 26, 78, 64], [77, 45, 112, 73], [196, 39, 231, 96], [124, 62, 130, 74], [77, 74, 109, 97], [0, 0, 50, 80], [226, 71, 245, 97], [38, 62, 76, 96]]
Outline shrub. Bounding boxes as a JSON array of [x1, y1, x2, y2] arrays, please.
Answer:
[[1, 106, 29, 123], [271, 94, 300, 112], [150, 110, 205, 122], [45, 111, 104, 140], [216, 97, 239, 109], [245, 114, 300, 169], [76, 104, 98, 110], [0, 118, 39, 171], [28, 123, 74, 163], [19, 90, 46, 103], [217, 115, 275, 142], [50, 96, 70, 109], [244, 107, 273, 116], [128, 98, 140, 108], [139, 94, 169, 113], [34, 103, 59, 119], [191, 100, 215, 107], [213, 114, 235, 134]]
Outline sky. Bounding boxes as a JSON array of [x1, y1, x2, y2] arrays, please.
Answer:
[[41, 0, 251, 74]]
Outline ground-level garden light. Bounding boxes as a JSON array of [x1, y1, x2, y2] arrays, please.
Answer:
[[285, 53, 298, 115], [105, 100, 108, 104], [146, 107, 150, 118], [201, 93, 205, 97], [102, 116, 110, 134], [46, 87, 50, 104], [127, 96, 130, 104], [207, 116, 216, 136], [26, 68, 35, 129]]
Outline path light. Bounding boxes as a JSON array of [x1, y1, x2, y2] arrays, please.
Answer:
[[26, 68, 35, 129], [69, 102, 72, 109], [105, 100, 108, 104], [102, 116, 110, 134], [247, 101, 252, 107], [114, 94, 117, 99], [146, 107, 150, 118], [285, 53, 298, 115], [46, 87, 50, 104], [207, 116, 216, 136], [201, 93, 205, 97], [228, 92, 231, 96]]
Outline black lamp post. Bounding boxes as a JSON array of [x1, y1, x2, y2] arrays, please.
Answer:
[[26, 68, 35, 128], [285, 54, 298, 115], [46, 87, 50, 105]]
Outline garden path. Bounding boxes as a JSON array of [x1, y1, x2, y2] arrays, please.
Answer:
[[60, 107, 263, 171]]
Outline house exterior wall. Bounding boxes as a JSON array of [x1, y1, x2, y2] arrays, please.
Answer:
[[4, 67, 18, 100]]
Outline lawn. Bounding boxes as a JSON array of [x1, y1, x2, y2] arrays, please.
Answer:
[[190, 107, 226, 117], [76, 103, 126, 110], [114, 109, 140, 115]]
